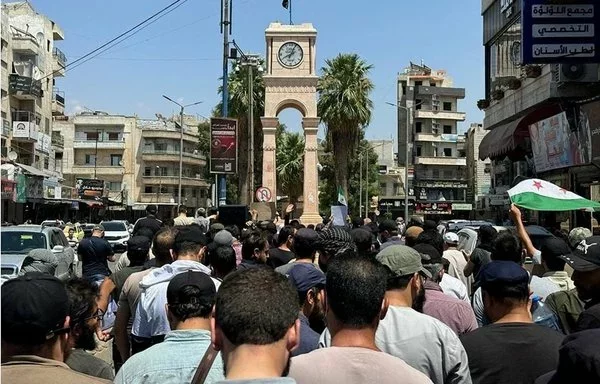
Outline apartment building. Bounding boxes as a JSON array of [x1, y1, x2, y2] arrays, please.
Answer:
[[465, 123, 491, 210], [396, 62, 468, 216], [368, 139, 407, 218]]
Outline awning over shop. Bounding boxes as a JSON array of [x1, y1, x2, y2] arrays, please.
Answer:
[[15, 162, 47, 177]]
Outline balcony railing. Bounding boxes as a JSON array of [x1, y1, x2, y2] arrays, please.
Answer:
[[52, 47, 67, 67], [10, 111, 39, 141], [414, 156, 467, 166], [53, 88, 65, 105], [414, 109, 466, 121], [141, 149, 205, 159]]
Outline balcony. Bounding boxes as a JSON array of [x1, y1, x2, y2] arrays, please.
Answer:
[[414, 156, 466, 166], [139, 193, 177, 204], [416, 86, 465, 98], [142, 175, 208, 188], [414, 109, 466, 121], [52, 23, 65, 41], [73, 139, 125, 149], [414, 133, 458, 142], [70, 165, 124, 176], [52, 47, 66, 77], [8, 74, 42, 100], [51, 132, 64, 150], [51, 88, 65, 115], [2, 118, 10, 138], [10, 111, 39, 142], [141, 128, 199, 143], [10, 26, 39, 54], [141, 150, 206, 165]]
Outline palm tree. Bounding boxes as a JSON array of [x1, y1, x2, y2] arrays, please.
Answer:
[[276, 128, 305, 200], [214, 59, 265, 204], [318, 53, 374, 198]]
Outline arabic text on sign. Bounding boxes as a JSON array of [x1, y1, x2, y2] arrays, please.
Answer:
[[533, 23, 594, 38], [532, 44, 595, 58], [531, 4, 594, 18]]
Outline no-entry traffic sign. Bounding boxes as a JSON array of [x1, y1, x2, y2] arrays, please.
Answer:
[[255, 186, 272, 202]]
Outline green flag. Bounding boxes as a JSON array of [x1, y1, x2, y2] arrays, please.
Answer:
[[337, 186, 347, 206]]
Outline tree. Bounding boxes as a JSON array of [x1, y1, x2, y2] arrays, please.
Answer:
[[276, 125, 305, 200], [317, 53, 374, 199], [319, 130, 380, 217], [214, 59, 265, 204]]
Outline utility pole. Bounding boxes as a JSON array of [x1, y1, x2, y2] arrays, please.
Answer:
[[359, 154, 363, 217], [178, 106, 184, 206], [219, 0, 231, 207], [248, 63, 254, 204], [94, 126, 99, 179], [365, 150, 369, 219]]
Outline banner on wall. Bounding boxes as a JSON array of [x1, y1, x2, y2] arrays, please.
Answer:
[[580, 100, 600, 167], [76, 178, 106, 200], [528, 111, 592, 173]]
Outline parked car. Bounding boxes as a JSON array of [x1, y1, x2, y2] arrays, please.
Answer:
[[100, 220, 130, 252], [41, 220, 65, 228], [81, 223, 97, 238], [1, 225, 76, 281]]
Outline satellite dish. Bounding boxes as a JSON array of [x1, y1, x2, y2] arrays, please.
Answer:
[[8, 151, 18, 161]]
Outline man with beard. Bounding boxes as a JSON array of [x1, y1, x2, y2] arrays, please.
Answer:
[[318, 245, 471, 384], [289, 252, 431, 384], [1, 273, 109, 383], [212, 268, 299, 383], [64, 279, 114, 380], [286, 263, 326, 356]]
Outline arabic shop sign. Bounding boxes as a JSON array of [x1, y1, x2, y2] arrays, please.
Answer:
[[522, 1, 599, 64]]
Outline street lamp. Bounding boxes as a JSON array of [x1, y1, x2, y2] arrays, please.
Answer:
[[162, 95, 203, 207]]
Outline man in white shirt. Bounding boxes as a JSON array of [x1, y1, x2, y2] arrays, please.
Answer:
[[173, 205, 195, 226], [442, 232, 472, 295]]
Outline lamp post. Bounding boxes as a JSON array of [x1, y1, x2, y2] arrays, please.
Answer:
[[162, 95, 203, 207]]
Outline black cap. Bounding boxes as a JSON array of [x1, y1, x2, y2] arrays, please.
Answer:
[[167, 271, 216, 306], [128, 236, 151, 252], [479, 261, 529, 287], [560, 236, 600, 272], [413, 243, 442, 264], [287, 263, 326, 293], [378, 219, 398, 234], [1, 273, 69, 345], [146, 204, 158, 214], [175, 225, 208, 247]]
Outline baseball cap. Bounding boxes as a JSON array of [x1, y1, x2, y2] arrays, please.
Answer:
[[413, 243, 442, 264], [93, 224, 105, 231], [166, 270, 216, 306], [479, 261, 529, 287], [175, 225, 208, 247], [568, 227, 592, 249], [378, 219, 398, 233], [560, 236, 600, 272], [287, 263, 326, 293], [1, 273, 69, 345], [213, 230, 234, 246], [376, 245, 432, 278], [540, 238, 570, 261], [443, 232, 459, 245], [127, 236, 151, 252], [210, 223, 225, 232]]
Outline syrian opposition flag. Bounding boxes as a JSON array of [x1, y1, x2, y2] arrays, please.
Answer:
[[337, 186, 348, 206], [508, 179, 600, 212]]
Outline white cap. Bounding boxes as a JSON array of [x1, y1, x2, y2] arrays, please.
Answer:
[[443, 232, 459, 245]]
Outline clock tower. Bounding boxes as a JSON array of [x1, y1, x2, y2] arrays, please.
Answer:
[[261, 22, 321, 225]]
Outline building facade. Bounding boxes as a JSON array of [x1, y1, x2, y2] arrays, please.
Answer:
[[1, 2, 67, 223], [478, 0, 600, 227], [396, 62, 469, 217], [465, 123, 491, 212], [368, 139, 407, 218]]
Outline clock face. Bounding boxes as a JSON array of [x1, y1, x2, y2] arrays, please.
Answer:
[[278, 42, 303, 68]]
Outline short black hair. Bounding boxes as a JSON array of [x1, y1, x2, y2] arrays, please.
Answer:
[[479, 225, 498, 245], [277, 226, 294, 247], [241, 233, 268, 260], [210, 246, 236, 278], [178, 205, 188, 214], [326, 252, 387, 328], [168, 285, 215, 321], [415, 230, 444, 256], [386, 272, 414, 291], [215, 268, 298, 345], [128, 249, 148, 265], [289, 219, 301, 230], [65, 278, 97, 328], [491, 231, 523, 263], [293, 233, 316, 260], [153, 228, 177, 264]]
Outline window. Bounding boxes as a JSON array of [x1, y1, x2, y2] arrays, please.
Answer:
[[414, 81, 422, 86], [443, 102, 452, 111], [110, 154, 122, 166], [432, 169, 440, 178], [108, 182, 122, 191], [144, 167, 151, 176], [144, 186, 153, 193], [402, 85, 407, 96], [415, 99, 422, 110], [380, 182, 387, 191], [416, 146, 422, 157], [107, 132, 120, 141], [393, 183, 402, 195], [155, 143, 167, 151], [430, 83, 436, 87], [444, 170, 454, 178], [415, 122, 422, 133], [85, 154, 96, 165], [86, 131, 98, 140], [444, 148, 452, 157], [44, 158, 49, 169], [192, 189, 198, 198], [443, 125, 452, 134]]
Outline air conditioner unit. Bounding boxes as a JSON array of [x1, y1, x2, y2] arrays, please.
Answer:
[[552, 64, 599, 83]]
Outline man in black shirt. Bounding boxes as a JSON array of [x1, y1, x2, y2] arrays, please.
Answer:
[[77, 225, 115, 286], [132, 204, 162, 239], [461, 261, 563, 384], [268, 225, 295, 268]]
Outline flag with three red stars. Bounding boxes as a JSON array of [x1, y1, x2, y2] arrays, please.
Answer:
[[507, 179, 600, 212]]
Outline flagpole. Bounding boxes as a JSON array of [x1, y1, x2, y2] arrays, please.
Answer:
[[289, 0, 292, 24]]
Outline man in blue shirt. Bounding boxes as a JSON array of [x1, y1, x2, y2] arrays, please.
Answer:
[[115, 270, 224, 384]]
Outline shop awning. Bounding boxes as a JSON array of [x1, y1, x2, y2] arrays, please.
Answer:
[[16, 163, 47, 177]]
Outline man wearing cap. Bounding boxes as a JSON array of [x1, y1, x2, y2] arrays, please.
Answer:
[[132, 204, 162, 238], [460, 261, 563, 384], [379, 219, 404, 250], [443, 232, 472, 295], [319, 245, 471, 384], [567, 227, 592, 250], [1, 273, 110, 383], [275, 228, 319, 275], [77, 224, 115, 286], [115, 271, 224, 384], [286, 263, 327, 356], [560, 236, 600, 331], [132, 226, 220, 351], [538, 238, 575, 294], [18, 248, 59, 277]]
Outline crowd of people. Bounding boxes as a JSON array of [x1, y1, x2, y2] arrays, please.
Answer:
[[2, 202, 600, 384]]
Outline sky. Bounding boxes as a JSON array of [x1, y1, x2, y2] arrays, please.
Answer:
[[34, 0, 485, 141]]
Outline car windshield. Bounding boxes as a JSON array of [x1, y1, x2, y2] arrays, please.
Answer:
[[101, 222, 127, 231], [1, 232, 47, 254]]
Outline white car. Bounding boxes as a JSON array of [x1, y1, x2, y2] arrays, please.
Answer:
[[100, 221, 130, 252]]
